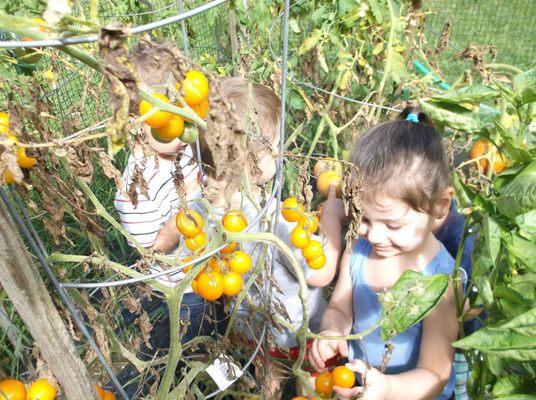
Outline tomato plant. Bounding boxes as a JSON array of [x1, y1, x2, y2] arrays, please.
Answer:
[[421, 65, 536, 398]]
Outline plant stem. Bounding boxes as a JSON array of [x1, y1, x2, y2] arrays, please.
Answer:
[[139, 90, 207, 129]]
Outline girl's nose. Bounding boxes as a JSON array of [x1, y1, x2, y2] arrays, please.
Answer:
[[366, 223, 385, 245]]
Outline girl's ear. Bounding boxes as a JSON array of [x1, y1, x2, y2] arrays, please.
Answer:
[[435, 187, 454, 219]]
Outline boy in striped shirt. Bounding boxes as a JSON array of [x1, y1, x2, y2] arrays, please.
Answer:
[[111, 44, 218, 397]]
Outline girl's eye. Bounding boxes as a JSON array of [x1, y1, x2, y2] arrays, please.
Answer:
[[387, 225, 402, 231]]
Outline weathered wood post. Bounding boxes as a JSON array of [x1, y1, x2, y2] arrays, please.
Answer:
[[0, 198, 99, 399]]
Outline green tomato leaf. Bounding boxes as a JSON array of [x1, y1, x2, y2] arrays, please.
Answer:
[[495, 160, 536, 218], [420, 100, 488, 134], [299, 29, 322, 55], [451, 172, 475, 209], [379, 270, 449, 341], [493, 375, 534, 397], [474, 276, 494, 307], [453, 308, 536, 361], [515, 209, 536, 237], [513, 67, 536, 105], [432, 84, 498, 105], [368, 0, 384, 23], [472, 237, 494, 279], [502, 232, 536, 272], [483, 214, 501, 264]]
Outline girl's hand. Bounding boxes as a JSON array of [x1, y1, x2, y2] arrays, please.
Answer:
[[321, 185, 347, 222], [309, 330, 348, 371], [334, 359, 391, 400]]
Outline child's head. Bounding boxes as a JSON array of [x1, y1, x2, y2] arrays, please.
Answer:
[[352, 106, 453, 256], [220, 77, 281, 184], [130, 42, 186, 156]]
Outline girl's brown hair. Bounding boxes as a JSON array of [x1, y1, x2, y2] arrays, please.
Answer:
[[351, 106, 451, 214]]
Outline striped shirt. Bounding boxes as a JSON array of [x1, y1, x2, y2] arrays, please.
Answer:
[[114, 145, 201, 288]]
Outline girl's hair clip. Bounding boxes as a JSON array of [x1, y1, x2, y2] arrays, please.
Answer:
[[406, 112, 419, 123]]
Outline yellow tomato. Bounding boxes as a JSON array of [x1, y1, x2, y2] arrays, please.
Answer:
[[26, 379, 57, 400], [16, 147, 37, 169], [197, 271, 224, 301], [281, 197, 305, 222], [0, 378, 26, 400], [183, 70, 209, 107], [139, 93, 172, 128], [222, 210, 248, 232], [317, 170, 342, 198], [290, 225, 311, 249], [307, 253, 326, 270], [185, 231, 207, 251], [193, 99, 209, 119], [223, 272, 243, 296], [227, 250, 252, 274], [152, 114, 184, 142], [0, 112, 9, 129]]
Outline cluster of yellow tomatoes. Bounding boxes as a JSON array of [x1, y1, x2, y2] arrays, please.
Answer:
[[1, 112, 37, 184], [282, 197, 326, 270], [175, 209, 252, 301], [313, 159, 343, 198], [138, 70, 209, 144], [0, 378, 116, 400], [291, 365, 356, 399]]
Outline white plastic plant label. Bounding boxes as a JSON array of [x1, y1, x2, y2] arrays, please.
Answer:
[[205, 355, 243, 391]]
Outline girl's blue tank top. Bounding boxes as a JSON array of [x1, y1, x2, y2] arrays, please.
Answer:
[[348, 238, 456, 400]]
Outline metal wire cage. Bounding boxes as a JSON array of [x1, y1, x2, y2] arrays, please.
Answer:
[[1, 0, 534, 398]]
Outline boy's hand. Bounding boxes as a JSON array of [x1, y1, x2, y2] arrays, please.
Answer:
[[334, 360, 390, 400], [309, 330, 348, 371]]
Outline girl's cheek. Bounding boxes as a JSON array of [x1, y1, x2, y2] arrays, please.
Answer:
[[357, 222, 368, 237]]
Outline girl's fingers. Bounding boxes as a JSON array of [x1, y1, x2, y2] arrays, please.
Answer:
[[309, 340, 325, 371], [345, 358, 368, 375], [338, 339, 349, 358], [334, 385, 363, 400], [328, 184, 337, 199], [318, 341, 336, 366]]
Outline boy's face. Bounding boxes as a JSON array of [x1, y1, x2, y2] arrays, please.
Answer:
[[357, 192, 435, 258], [247, 134, 280, 185]]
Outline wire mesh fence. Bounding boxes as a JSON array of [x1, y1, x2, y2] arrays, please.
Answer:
[[423, 0, 536, 81]]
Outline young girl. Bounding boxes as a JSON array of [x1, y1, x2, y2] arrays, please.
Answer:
[[309, 108, 459, 400]]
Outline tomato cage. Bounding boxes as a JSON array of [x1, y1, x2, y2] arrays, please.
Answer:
[[0, 1, 308, 399], [1, 1, 535, 399]]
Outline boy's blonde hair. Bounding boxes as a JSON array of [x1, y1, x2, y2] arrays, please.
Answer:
[[220, 77, 281, 154]]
